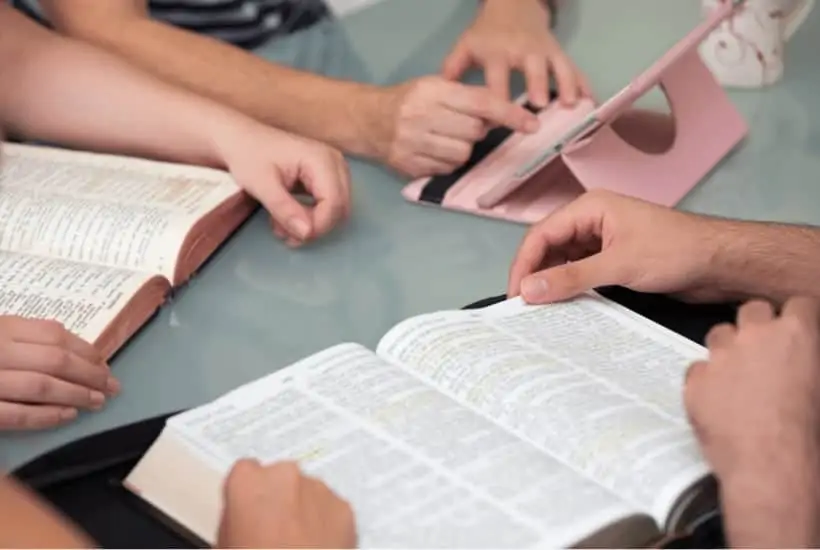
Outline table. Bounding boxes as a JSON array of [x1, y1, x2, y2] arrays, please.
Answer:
[[2, 0, 819, 470]]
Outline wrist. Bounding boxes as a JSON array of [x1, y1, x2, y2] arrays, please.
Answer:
[[347, 84, 392, 161], [484, 0, 551, 21], [284, 76, 384, 160], [200, 105, 261, 169], [705, 219, 820, 303]]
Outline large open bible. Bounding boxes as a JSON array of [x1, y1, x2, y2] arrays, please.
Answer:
[[125, 294, 717, 548], [0, 143, 256, 358]]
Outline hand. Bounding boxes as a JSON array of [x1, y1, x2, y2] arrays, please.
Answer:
[[369, 76, 539, 178], [508, 191, 727, 303], [442, 0, 590, 107], [216, 122, 351, 248], [217, 459, 356, 548], [0, 316, 118, 430], [685, 298, 820, 481], [685, 298, 820, 547]]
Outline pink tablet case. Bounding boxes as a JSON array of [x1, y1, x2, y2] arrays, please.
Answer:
[[402, 0, 749, 224]]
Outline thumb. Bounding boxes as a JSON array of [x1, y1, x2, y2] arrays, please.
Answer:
[[441, 44, 472, 81], [519, 253, 622, 304], [224, 458, 262, 497], [245, 168, 313, 243]]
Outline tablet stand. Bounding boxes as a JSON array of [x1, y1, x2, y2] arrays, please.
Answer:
[[558, 48, 748, 207], [401, 48, 748, 225]]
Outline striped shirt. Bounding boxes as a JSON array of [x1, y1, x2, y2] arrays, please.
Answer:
[[12, 0, 331, 49]]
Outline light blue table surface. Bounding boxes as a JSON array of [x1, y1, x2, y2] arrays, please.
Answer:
[[3, 0, 819, 469]]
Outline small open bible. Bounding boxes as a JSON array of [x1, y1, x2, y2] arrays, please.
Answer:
[[0, 143, 256, 358], [126, 294, 717, 548]]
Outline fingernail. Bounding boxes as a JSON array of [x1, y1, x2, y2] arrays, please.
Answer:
[[60, 408, 78, 421], [90, 391, 106, 408], [106, 377, 121, 395], [286, 217, 310, 240], [521, 277, 549, 301]]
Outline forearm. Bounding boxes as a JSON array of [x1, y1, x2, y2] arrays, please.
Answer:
[[57, 17, 380, 158], [0, 6, 240, 167], [707, 220, 820, 304], [720, 454, 820, 547], [0, 476, 93, 548], [483, 0, 552, 24]]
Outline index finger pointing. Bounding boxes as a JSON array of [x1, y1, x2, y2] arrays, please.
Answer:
[[441, 85, 539, 133]]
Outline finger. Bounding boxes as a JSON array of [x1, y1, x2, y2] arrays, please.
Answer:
[[333, 153, 353, 222], [408, 155, 460, 177], [269, 218, 288, 240], [6, 317, 103, 365], [523, 55, 550, 108], [328, 492, 357, 548], [519, 251, 623, 304], [705, 323, 736, 350], [683, 360, 708, 429], [507, 195, 606, 297], [245, 167, 313, 243], [782, 296, 820, 328], [0, 370, 106, 410], [1, 341, 116, 395], [684, 360, 708, 389], [300, 154, 348, 240], [418, 134, 473, 167], [736, 300, 775, 328], [0, 401, 77, 431], [441, 43, 473, 81], [440, 84, 539, 133], [265, 460, 303, 487], [301, 473, 351, 518], [224, 458, 263, 500], [303, 474, 356, 535], [578, 71, 594, 98], [550, 54, 580, 106], [430, 110, 487, 142], [484, 58, 510, 102]]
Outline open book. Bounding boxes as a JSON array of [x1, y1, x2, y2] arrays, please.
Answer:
[[0, 143, 256, 358], [126, 294, 716, 548]]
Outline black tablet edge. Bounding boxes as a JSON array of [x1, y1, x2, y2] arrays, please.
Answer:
[[13, 410, 181, 489]]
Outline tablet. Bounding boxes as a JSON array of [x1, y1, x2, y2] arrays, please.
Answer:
[[474, 0, 744, 209]]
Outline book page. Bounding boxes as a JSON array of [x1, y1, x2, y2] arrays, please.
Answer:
[[169, 343, 643, 548], [0, 250, 153, 344], [0, 143, 240, 280], [376, 295, 709, 527]]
